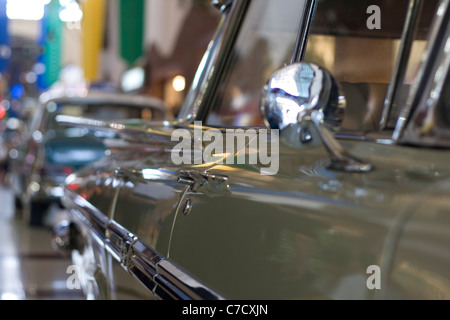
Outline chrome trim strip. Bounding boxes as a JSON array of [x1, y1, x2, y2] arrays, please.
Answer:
[[393, 0, 450, 141], [212, 0, 233, 12], [55, 115, 180, 145], [43, 92, 167, 114], [292, 0, 317, 63], [62, 189, 109, 239], [194, 0, 250, 121], [157, 259, 224, 300], [380, 0, 424, 130], [63, 187, 225, 300], [128, 256, 158, 293], [176, 0, 241, 122], [336, 131, 395, 145]]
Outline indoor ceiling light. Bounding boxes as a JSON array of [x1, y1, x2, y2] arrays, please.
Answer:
[[6, 0, 51, 20]]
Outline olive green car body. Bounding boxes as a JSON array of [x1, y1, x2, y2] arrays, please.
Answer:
[[56, 0, 450, 299]]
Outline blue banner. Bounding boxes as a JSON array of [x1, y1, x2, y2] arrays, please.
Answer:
[[0, 0, 10, 73]]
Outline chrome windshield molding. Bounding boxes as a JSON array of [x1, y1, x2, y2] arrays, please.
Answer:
[[176, 0, 241, 122], [396, 1, 450, 147], [380, 0, 424, 130], [393, 0, 450, 142], [400, 45, 450, 147], [211, 0, 233, 12], [178, 1, 255, 122], [291, 0, 317, 63], [178, 0, 317, 123]]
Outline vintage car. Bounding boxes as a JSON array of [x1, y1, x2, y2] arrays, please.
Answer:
[[53, 0, 450, 300], [9, 91, 166, 226]]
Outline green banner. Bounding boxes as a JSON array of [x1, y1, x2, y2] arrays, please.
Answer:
[[39, 0, 63, 89], [119, 0, 145, 65]]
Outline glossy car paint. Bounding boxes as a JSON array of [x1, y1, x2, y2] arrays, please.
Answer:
[[62, 123, 450, 299], [58, 0, 450, 299]]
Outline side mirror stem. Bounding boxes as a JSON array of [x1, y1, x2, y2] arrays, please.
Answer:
[[313, 119, 373, 172]]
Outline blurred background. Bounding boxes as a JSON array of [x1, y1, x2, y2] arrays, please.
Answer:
[[0, 0, 220, 127], [0, 0, 220, 300]]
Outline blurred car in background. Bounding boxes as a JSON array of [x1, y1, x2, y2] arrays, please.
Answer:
[[0, 119, 8, 181], [52, 0, 450, 300], [10, 91, 166, 226], [0, 117, 8, 165], [0, 115, 27, 183]]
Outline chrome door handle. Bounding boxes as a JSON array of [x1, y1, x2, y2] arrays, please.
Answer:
[[177, 170, 231, 195]]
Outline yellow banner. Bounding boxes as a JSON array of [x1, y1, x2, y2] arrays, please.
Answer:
[[81, 0, 106, 82]]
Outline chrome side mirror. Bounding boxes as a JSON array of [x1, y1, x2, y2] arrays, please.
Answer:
[[261, 62, 373, 173]]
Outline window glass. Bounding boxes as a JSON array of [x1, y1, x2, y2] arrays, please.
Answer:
[[206, 0, 309, 127], [304, 0, 439, 131]]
